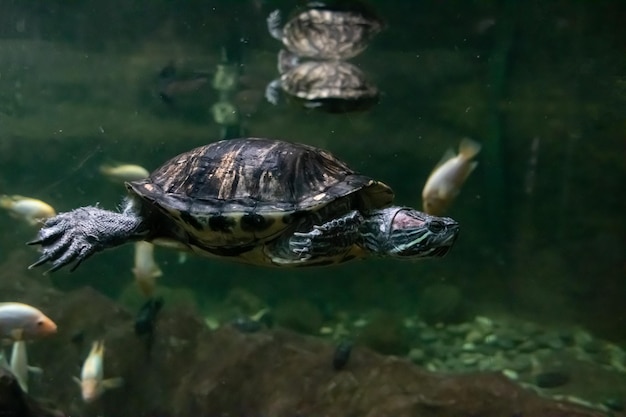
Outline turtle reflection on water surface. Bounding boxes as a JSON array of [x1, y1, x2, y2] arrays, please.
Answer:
[[267, 0, 384, 60], [265, 50, 379, 113], [28, 138, 459, 272]]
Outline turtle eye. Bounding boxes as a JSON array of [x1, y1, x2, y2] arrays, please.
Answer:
[[428, 220, 445, 234], [37, 319, 44, 327]]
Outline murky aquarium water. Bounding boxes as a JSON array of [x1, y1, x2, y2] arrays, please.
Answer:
[[0, 1, 624, 416]]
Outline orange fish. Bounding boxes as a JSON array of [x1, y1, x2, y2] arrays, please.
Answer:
[[422, 138, 481, 216], [0, 302, 57, 340]]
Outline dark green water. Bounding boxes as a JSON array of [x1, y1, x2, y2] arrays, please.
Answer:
[[0, 0, 624, 401]]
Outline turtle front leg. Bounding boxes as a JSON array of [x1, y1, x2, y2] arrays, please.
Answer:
[[27, 199, 148, 273], [289, 210, 364, 260]]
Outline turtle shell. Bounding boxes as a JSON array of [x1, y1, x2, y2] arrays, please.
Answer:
[[278, 0, 384, 60], [127, 138, 393, 255], [278, 57, 379, 113]]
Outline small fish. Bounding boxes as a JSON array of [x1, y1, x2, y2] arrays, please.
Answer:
[[333, 340, 353, 371], [230, 307, 273, 333], [230, 317, 262, 333], [0, 195, 56, 226], [9, 330, 43, 393], [0, 302, 57, 341], [99, 164, 149, 183], [132, 241, 162, 298], [74, 340, 123, 403], [158, 62, 209, 105], [421, 138, 482, 216], [134, 296, 164, 336]]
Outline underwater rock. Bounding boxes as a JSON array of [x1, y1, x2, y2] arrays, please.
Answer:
[[603, 398, 625, 412], [230, 316, 263, 333], [535, 370, 571, 388], [417, 283, 464, 324], [0, 250, 617, 417], [356, 310, 410, 356], [224, 287, 266, 316], [274, 299, 324, 335], [0, 366, 62, 417], [117, 281, 198, 312]]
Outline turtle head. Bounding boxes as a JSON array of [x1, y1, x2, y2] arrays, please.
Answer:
[[362, 207, 459, 259]]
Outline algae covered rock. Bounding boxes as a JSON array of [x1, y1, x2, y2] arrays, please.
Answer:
[[356, 310, 410, 356], [117, 282, 198, 311], [0, 253, 614, 417], [417, 283, 464, 324], [224, 286, 267, 316], [274, 299, 324, 334]]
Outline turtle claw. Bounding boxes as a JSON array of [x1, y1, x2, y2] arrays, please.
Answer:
[[289, 234, 313, 258], [29, 216, 98, 273], [289, 211, 364, 260], [27, 205, 144, 273], [289, 227, 333, 259], [28, 254, 53, 270]]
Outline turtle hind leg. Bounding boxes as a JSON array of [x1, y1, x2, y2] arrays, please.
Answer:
[[289, 210, 364, 260]]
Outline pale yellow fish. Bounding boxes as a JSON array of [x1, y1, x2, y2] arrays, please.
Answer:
[[99, 163, 149, 183], [421, 138, 482, 216], [0, 302, 57, 341], [0, 195, 56, 226], [74, 340, 123, 403], [9, 330, 43, 393], [132, 241, 162, 298]]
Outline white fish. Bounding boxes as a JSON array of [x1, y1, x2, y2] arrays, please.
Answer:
[[421, 138, 482, 216], [0, 302, 57, 341], [0, 195, 56, 226], [74, 340, 123, 403], [9, 331, 43, 393], [132, 241, 162, 298], [99, 164, 149, 183]]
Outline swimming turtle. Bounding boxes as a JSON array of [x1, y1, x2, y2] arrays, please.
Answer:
[[266, 49, 379, 113], [267, 0, 384, 60], [28, 138, 459, 272]]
